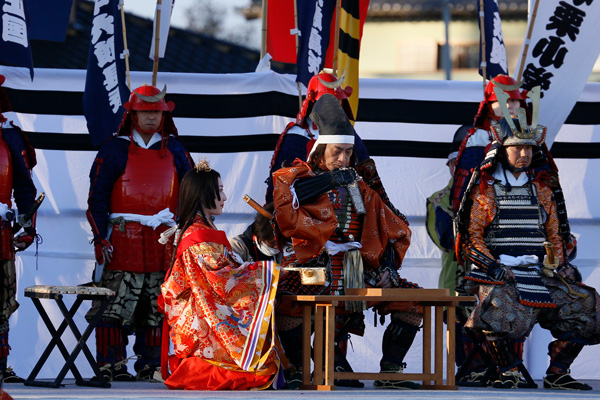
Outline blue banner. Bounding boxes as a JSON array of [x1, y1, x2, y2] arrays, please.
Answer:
[[296, 0, 336, 87], [478, 0, 508, 80], [28, 0, 73, 42], [0, 0, 34, 79], [83, 0, 129, 148]]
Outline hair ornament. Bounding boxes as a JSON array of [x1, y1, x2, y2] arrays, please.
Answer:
[[195, 157, 212, 172]]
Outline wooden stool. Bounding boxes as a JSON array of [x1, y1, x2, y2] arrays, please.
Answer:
[[23, 285, 115, 388]]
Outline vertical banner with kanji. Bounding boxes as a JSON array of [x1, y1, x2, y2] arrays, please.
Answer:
[[478, 0, 508, 79], [296, 0, 337, 87], [0, 0, 33, 79], [515, 0, 600, 147], [83, 0, 130, 148]]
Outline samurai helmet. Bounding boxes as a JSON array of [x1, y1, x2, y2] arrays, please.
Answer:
[[124, 84, 174, 113], [490, 86, 546, 147], [485, 75, 525, 103], [307, 71, 353, 102], [297, 71, 354, 125], [474, 75, 527, 129]]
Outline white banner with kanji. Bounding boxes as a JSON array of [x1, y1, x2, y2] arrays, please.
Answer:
[[515, 0, 600, 148]]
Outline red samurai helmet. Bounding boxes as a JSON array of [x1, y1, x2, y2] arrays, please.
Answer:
[[118, 84, 178, 139], [297, 71, 354, 127], [474, 74, 527, 129], [124, 84, 174, 113]]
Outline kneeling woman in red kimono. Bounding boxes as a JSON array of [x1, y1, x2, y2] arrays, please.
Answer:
[[161, 161, 281, 390]]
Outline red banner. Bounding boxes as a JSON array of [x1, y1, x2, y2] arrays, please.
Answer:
[[267, 0, 337, 67], [266, 0, 297, 63]]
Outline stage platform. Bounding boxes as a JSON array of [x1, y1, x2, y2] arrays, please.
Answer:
[[4, 380, 600, 400]]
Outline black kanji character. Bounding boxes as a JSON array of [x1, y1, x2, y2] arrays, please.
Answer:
[[573, 0, 593, 6], [546, 1, 585, 41], [522, 63, 553, 97], [532, 36, 568, 68]]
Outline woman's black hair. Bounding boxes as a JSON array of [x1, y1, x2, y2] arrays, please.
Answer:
[[168, 167, 221, 269], [177, 167, 221, 231]]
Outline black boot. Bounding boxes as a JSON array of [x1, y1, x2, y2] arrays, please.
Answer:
[[93, 322, 135, 382], [544, 340, 591, 390], [0, 323, 23, 384], [485, 334, 526, 389], [134, 326, 163, 382], [278, 325, 304, 371], [374, 319, 419, 389], [278, 325, 304, 389], [333, 314, 364, 388], [0, 357, 23, 384], [456, 330, 497, 387]]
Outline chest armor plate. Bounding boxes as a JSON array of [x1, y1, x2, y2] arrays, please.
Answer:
[[328, 186, 361, 242], [111, 147, 178, 215], [0, 136, 13, 207], [484, 183, 547, 259], [327, 186, 362, 296]]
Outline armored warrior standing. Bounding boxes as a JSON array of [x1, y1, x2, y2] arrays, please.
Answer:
[[0, 75, 38, 383], [86, 85, 193, 381]]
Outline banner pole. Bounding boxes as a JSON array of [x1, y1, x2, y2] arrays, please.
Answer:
[[331, 0, 341, 75], [152, 0, 162, 86], [261, 0, 268, 59], [516, 0, 540, 82], [479, 0, 487, 95], [293, 0, 302, 110], [120, 0, 131, 90]]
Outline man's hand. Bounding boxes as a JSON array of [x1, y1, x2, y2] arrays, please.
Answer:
[[94, 239, 113, 265], [480, 141, 501, 172], [329, 168, 358, 187], [557, 264, 582, 282], [375, 269, 393, 288], [488, 263, 514, 282], [14, 232, 34, 251]]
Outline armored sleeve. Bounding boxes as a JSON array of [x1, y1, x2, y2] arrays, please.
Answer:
[[166, 137, 194, 181], [3, 128, 36, 215], [465, 184, 497, 272]]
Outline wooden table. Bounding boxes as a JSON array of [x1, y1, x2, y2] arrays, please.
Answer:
[[285, 288, 475, 390]]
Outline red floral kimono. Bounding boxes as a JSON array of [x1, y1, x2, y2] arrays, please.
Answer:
[[161, 216, 280, 390]]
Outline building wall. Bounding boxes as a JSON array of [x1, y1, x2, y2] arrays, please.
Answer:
[[359, 19, 600, 81]]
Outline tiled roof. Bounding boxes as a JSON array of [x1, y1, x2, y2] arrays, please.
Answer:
[[244, 0, 527, 21], [31, 0, 294, 74], [368, 0, 527, 20]]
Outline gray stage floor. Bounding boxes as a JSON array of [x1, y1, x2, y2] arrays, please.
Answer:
[[4, 380, 600, 400]]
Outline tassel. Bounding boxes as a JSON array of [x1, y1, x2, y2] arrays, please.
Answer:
[[343, 249, 366, 312], [158, 226, 178, 245]]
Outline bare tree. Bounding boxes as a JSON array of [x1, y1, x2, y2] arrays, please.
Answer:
[[185, 0, 226, 37], [184, 0, 259, 48]]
